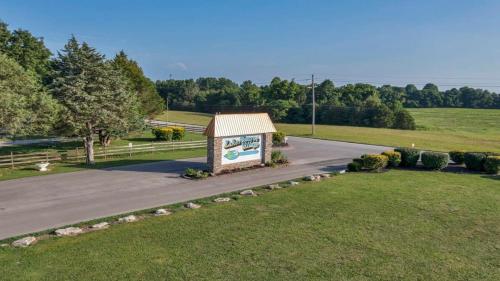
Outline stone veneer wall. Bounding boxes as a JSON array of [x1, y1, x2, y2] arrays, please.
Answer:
[[207, 132, 273, 174]]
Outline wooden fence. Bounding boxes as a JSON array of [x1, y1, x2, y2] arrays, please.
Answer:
[[0, 140, 206, 168]]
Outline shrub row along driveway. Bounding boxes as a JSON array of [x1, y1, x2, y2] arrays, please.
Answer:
[[0, 137, 388, 240]]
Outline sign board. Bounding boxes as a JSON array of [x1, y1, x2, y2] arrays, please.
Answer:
[[221, 134, 262, 165]]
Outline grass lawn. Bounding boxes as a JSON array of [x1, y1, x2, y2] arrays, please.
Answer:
[[161, 109, 500, 152], [0, 170, 498, 280], [0, 148, 206, 181]]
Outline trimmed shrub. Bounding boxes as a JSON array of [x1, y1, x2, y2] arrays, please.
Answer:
[[185, 168, 209, 179], [449, 151, 465, 164], [171, 126, 186, 140], [152, 127, 173, 141], [484, 156, 500, 174], [352, 158, 364, 165], [272, 131, 287, 145], [421, 152, 449, 170], [381, 150, 402, 167], [347, 162, 362, 172], [271, 150, 289, 165], [464, 152, 487, 171], [395, 147, 420, 167], [362, 154, 388, 171]]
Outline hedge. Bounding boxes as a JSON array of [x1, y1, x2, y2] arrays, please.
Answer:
[[347, 161, 362, 172], [395, 147, 420, 167], [152, 127, 173, 141], [362, 154, 388, 171], [171, 126, 186, 140], [449, 151, 465, 164], [421, 152, 449, 170], [484, 156, 500, 174], [381, 151, 402, 167], [464, 152, 488, 171]]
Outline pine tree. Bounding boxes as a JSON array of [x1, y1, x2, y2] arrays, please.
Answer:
[[51, 37, 142, 164]]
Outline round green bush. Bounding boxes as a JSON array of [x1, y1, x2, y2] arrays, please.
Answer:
[[171, 126, 186, 140], [395, 147, 420, 167], [362, 154, 388, 171], [381, 150, 402, 167], [421, 151, 449, 170], [464, 152, 487, 171], [484, 156, 500, 174], [152, 127, 173, 141], [272, 131, 287, 145], [449, 151, 465, 164], [352, 158, 364, 165], [347, 162, 362, 172]]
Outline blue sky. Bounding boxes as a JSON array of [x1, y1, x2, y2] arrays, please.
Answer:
[[1, 0, 500, 90]]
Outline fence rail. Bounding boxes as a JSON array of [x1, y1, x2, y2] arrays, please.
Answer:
[[0, 140, 206, 168]]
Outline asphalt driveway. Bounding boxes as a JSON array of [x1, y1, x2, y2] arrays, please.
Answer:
[[0, 137, 388, 240]]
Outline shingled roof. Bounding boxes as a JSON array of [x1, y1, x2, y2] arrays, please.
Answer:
[[204, 113, 277, 137]]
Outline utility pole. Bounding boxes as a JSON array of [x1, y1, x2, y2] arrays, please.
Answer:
[[311, 74, 316, 135]]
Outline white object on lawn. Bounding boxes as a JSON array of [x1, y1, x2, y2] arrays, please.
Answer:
[[36, 162, 50, 172]]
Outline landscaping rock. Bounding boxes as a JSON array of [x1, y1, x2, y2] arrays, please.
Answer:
[[304, 175, 321, 181], [55, 227, 83, 237], [185, 202, 201, 209], [213, 197, 231, 203], [154, 209, 171, 216], [267, 184, 281, 190], [319, 173, 331, 178], [12, 236, 37, 247], [1, 243, 8, 247], [339, 170, 346, 174], [118, 215, 137, 223], [91, 222, 109, 230], [240, 189, 256, 196], [289, 181, 300, 186]]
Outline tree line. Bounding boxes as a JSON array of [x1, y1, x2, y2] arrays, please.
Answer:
[[156, 77, 499, 129], [0, 20, 164, 164]]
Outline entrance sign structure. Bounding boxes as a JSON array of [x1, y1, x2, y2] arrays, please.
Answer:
[[204, 113, 276, 174]]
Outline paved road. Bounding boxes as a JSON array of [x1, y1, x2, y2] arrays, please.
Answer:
[[0, 137, 388, 240]]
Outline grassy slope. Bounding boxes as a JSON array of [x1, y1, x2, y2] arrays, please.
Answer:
[[160, 109, 500, 152], [1, 170, 498, 280]]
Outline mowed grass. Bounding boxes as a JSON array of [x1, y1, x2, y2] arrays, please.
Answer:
[[1, 170, 498, 280], [161, 109, 500, 152], [0, 148, 206, 181]]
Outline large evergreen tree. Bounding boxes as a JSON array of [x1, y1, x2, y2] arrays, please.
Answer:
[[50, 37, 142, 164], [112, 51, 164, 117]]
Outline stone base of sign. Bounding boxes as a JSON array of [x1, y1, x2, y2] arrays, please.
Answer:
[[208, 132, 273, 174]]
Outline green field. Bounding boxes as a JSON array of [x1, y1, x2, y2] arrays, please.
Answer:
[[159, 108, 500, 152], [1, 170, 498, 280]]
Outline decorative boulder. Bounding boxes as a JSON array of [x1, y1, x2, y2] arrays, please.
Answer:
[[289, 181, 299, 186], [91, 222, 109, 230], [118, 215, 137, 223], [55, 227, 83, 237], [267, 184, 281, 190], [12, 236, 37, 247], [339, 170, 346, 174], [154, 209, 171, 216], [240, 190, 256, 196], [185, 202, 201, 209], [319, 173, 331, 178], [304, 175, 321, 181], [213, 197, 231, 203]]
